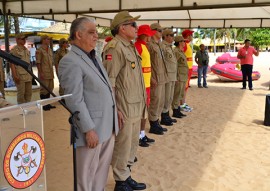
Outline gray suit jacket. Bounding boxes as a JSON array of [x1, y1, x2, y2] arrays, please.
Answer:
[[59, 46, 118, 147]]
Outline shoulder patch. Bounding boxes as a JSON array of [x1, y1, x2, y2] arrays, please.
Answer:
[[105, 54, 112, 60]]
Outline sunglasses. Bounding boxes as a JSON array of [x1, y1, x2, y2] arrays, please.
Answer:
[[123, 22, 137, 28], [167, 34, 174, 37], [180, 40, 185, 42], [153, 29, 162, 33]]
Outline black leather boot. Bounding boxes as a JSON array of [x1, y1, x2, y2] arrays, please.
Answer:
[[40, 94, 50, 111], [126, 176, 146, 190], [178, 109, 187, 117], [149, 120, 164, 135], [114, 181, 133, 191], [167, 111, 177, 123], [46, 93, 56, 109], [160, 112, 173, 126], [173, 109, 182, 118]]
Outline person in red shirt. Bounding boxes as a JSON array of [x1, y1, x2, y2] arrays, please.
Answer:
[[135, 25, 156, 147], [237, 39, 259, 90]]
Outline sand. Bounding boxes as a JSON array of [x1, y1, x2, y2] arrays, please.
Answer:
[[43, 52, 270, 191]]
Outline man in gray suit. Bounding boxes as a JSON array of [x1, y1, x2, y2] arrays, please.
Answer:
[[59, 17, 118, 191]]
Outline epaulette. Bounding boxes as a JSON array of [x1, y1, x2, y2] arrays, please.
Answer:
[[103, 38, 118, 53], [108, 39, 118, 48]]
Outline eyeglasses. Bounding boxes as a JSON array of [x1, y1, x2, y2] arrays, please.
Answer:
[[123, 22, 137, 28], [167, 34, 174, 37]]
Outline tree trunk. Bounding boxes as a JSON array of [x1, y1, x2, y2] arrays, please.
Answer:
[[214, 29, 216, 56], [13, 16, 20, 34]]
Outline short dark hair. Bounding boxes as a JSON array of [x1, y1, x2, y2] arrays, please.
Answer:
[[199, 44, 204, 48], [111, 28, 119, 37], [174, 42, 179, 46], [244, 39, 250, 43]]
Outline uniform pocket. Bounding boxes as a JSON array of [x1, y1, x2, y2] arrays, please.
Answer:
[[124, 55, 142, 104]]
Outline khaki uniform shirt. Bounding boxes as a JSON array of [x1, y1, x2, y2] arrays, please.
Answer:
[[10, 45, 32, 82], [148, 38, 168, 85], [54, 48, 69, 67], [103, 35, 146, 120], [174, 47, 189, 82], [36, 46, 54, 79], [162, 41, 177, 81]]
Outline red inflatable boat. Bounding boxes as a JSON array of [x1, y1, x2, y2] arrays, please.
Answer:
[[216, 53, 240, 64], [191, 65, 211, 77], [211, 63, 261, 81]]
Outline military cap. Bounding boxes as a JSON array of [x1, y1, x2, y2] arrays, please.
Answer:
[[40, 35, 51, 41], [59, 38, 68, 45], [15, 33, 27, 39], [111, 11, 140, 29], [150, 23, 163, 30], [162, 29, 176, 37], [174, 36, 186, 42]]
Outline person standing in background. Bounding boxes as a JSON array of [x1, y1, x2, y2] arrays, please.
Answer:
[[147, 23, 169, 135], [195, 44, 209, 88], [10, 33, 32, 104], [135, 24, 156, 147], [160, 29, 178, 126], [54, 38, 69, 98], [36, 35, 55, 110], [30, 44, 36, 66], [172, 35, 188, 118], [237, 39, 259, 90]]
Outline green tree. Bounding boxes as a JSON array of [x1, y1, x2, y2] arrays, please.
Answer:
[[250, 28, 270, 49], [97, 26, 111, 39]]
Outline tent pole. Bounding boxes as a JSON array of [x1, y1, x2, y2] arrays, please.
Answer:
[[3, 0, 10, 73]]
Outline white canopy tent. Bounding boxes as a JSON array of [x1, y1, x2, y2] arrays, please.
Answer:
[[1, 0, 270, 28]]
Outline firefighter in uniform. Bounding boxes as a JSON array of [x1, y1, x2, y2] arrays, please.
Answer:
[[148, 23, 168, 135], [10, 33, 32, 104], [103, 11, 147, 191], [172, 36, 188, 118], [135, 24, 156, 147], [36, 35, 55, 110], [54, 38, 69, 97], [160, 29, 178, 126]]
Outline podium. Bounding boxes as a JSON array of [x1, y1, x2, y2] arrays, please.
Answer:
[[0, 95, 70, 191]]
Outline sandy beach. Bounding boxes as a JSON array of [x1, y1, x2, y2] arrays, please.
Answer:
[[43, 52, 270, 191]]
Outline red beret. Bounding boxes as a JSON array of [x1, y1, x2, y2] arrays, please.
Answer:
[[182, 29, 194, 38]]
